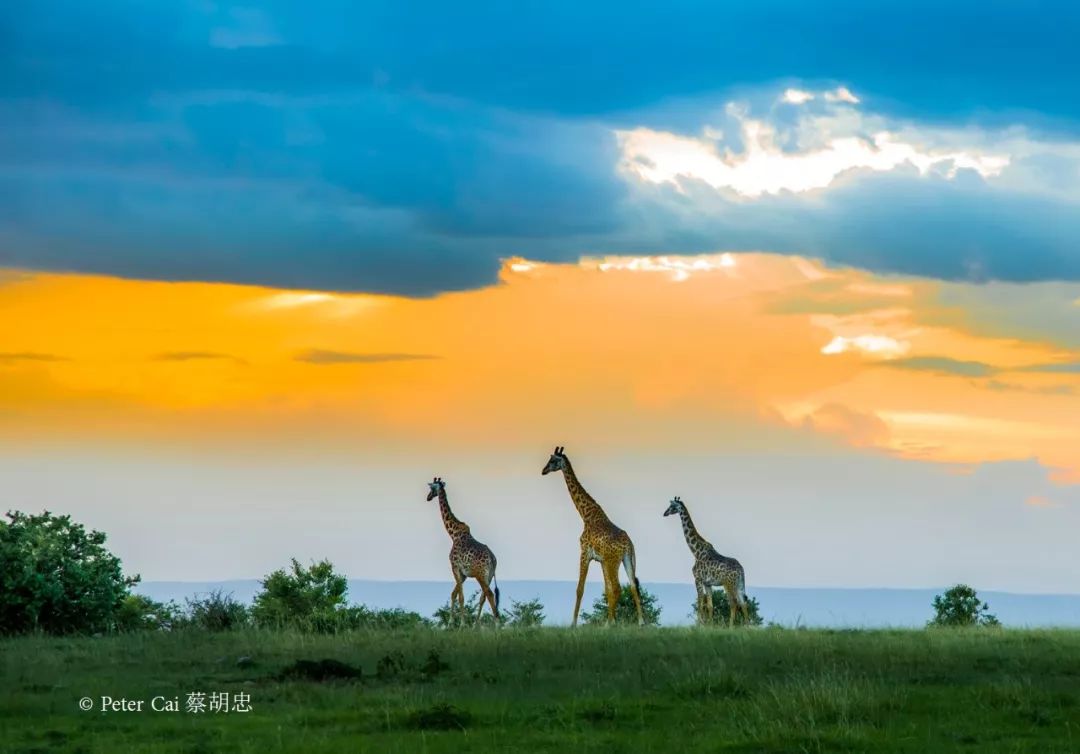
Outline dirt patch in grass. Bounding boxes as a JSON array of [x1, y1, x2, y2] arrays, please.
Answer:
[[278, 658, 362, 682], [403, 703, 471, 731], [579, 701, 617, 724]]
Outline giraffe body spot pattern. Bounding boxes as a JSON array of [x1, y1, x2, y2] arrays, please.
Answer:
[[542, 447, 645, 626], [427, 477, 500, 625], [664, 496, 750, 626]]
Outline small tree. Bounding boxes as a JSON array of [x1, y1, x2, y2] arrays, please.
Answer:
[[251, 558, 348, 630], [432, 591, 499, 629], [691, 590, 764, 627], [581, 584, 661, 625], [186, 590, 250, 631], [343, 605, 432, 630], [0, 510, 139, 635], [504, 598, 545, 628], [928, 584, 1000, 627], [114, 594, 183, 632]]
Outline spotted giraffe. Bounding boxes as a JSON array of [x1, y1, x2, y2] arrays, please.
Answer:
[[542, 446, 644, 626], [426, 477, 500, 625], [663, 496, 750, 626]]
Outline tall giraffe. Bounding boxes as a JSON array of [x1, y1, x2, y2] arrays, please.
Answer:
[[663, 496, 750, 626], [541, 446, 644, 626], [426, 477, 500, 625]]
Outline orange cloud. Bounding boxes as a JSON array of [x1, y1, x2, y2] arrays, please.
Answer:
[[1, 254, 1078, 482]]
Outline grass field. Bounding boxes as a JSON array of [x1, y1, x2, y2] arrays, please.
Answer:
[[3, 627, 1080, 753]]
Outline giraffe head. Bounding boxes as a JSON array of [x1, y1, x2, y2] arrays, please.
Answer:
[[541, 446, 567, 475], [426, 476, 445, 501], [663, 495, 686, 517]]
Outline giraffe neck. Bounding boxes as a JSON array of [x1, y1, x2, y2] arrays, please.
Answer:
[[560, 459, 610, 526], [437, 488, 469, 539], [678, 507, 710, 557]]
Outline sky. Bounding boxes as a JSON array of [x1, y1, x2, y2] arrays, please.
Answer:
[[2, 1, 1079, 593]]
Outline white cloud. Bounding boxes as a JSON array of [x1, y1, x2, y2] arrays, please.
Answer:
[[245, 291, 375, 318], [825, 86, 860, 104], [617, 113, 1010, 198], [821, 334, 910, 359], [613, 85, 1030, 199], [781, 88, 815, 105], [585, 253, 739, 281]]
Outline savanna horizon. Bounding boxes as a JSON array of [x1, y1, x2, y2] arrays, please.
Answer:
[[2, 252, 1079, 594]]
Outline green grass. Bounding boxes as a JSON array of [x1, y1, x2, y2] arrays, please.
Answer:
[[3, 627, 1080, 752]]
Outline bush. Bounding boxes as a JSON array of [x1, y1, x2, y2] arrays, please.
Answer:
[[504, 598, 546, 628], [690, 590, 764, 627], [0, 510, 139, 635], [115, 594, 183, 632], [928, 584, 1000, 627], [186, 590, 250, 631], [251, 558, 348, 630], [581, 583, 661, 625], [433, 591, 500, 629], [338, 605, 432, 630]]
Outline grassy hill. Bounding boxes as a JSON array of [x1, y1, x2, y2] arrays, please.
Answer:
[[4, 627, 1080, 753]]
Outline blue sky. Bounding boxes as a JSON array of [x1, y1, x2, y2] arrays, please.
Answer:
[[4, 0, 1080, 294]]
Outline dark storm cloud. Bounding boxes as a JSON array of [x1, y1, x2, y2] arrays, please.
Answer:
[[152, 352, 244, 363], [887, 357, 997, 378], [295, 350, 439, 365], [2, 1, 1080, 294], [0, 352, 68, 363]]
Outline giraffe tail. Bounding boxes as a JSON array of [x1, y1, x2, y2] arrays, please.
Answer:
[[493, 575, 501, 614]]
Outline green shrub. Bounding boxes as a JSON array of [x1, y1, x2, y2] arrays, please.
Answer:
[[0, 510, 139, 635], [690, 590, 764, 626], [339, 605, 432, 630], [505, 598, 546, 628], [114, 594, 183, 632], [186, 590, 250, 631], [581, 583, 661, 625], [433, 591, 500, 629], [928, 584, 1000, 627], [251, 558, 348, 630]]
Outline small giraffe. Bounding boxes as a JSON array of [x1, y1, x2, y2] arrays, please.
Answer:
[[542, 446, 644, 626], [664, 495, 750, 626], [426, 477, 500, 625]]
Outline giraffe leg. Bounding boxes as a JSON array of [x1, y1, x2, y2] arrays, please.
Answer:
[[705, 588, 715, 626], [695, 581, 707, 625], [475, 582, 490, 624], [724, 583, 739, 627], [450, 579, 464, 627], [476, 577, 497, 624], [602, 558, 620, 624], [571, 552, 590, 627], [622, 549, 644, 626], [484, 574, 501, 623]]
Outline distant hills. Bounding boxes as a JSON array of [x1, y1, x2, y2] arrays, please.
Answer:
[[136, 580, 1080, 627]]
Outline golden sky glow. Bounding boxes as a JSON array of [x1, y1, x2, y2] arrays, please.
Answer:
[[1, 255, 1078, 484]]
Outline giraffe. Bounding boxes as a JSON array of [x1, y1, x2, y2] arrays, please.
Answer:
[[663, 496, 750, 626], [426, 477, 500, 625], [541, 446, 644, 626]]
